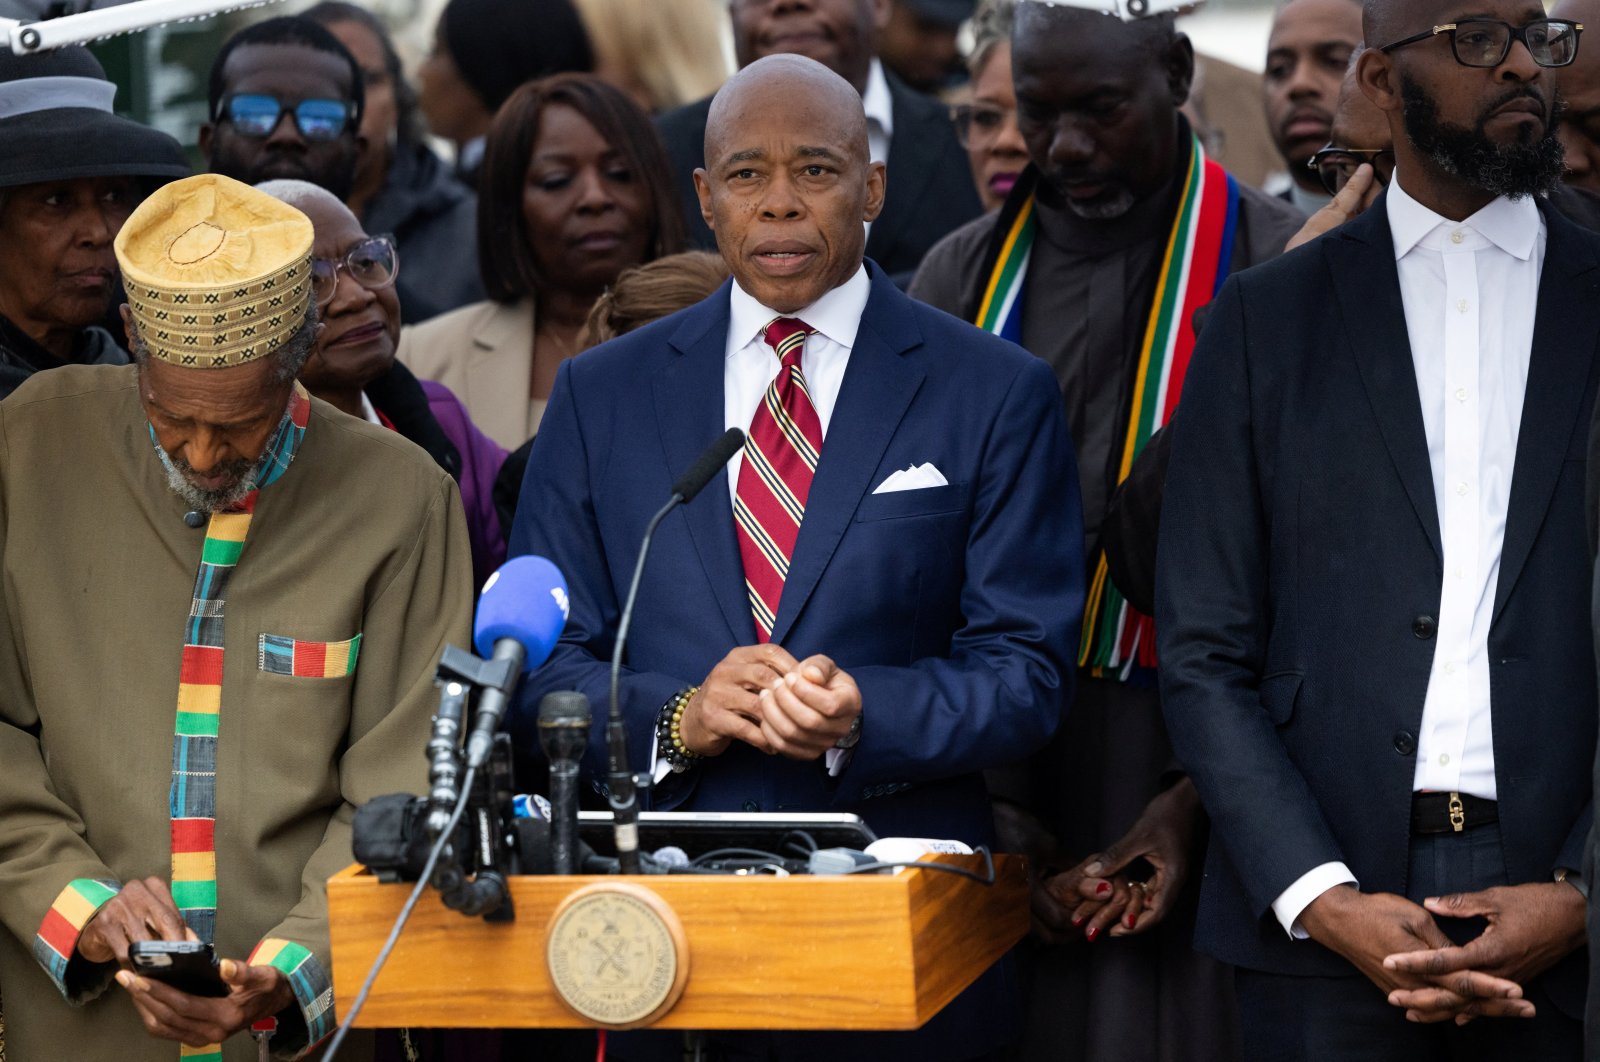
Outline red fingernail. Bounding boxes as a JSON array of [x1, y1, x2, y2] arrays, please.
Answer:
[[1127, 915, 1137, 929], [1070, 915, 1084, 927], [1086, 927, 1099, 942], [1096, 882, 1111, 896]]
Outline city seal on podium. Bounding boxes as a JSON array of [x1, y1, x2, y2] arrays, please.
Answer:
[[545, 882, 689, 1028]]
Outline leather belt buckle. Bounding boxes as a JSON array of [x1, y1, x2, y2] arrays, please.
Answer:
[[1448, 792, 1464, 833]]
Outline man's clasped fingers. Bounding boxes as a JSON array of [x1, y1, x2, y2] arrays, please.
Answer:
[[77, 877, 189, 966]]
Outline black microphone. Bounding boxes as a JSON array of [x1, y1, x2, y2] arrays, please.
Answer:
[[670, 427, 746, 502], [536, 691, 591, 875], [607, 428, 746, 872]]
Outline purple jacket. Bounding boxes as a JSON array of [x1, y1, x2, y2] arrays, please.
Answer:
[[421, 379, 508, 587]]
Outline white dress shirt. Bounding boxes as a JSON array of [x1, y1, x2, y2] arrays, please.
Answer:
[[723, 264, 870, 506], [648, 265, 871, 785], [1270, 173, 1544, 938]]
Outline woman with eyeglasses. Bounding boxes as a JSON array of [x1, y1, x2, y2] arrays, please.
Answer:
[[258, 179, 508, 589], [399, 73, 685, 452], [953, 0, 1028, 213]]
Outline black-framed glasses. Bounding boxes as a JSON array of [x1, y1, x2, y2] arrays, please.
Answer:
[[311, 236, 398, 306], [219, 93, 355, 141], [951, 103, 1016, 149], [1377, 18, 1583, 69], [1308, 145, 1396, 197]]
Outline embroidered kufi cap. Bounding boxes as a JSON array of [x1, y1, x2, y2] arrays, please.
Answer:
[[114, 174, 314, 369]]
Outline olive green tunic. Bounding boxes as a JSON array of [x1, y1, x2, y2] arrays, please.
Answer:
[[0, 365, 473, 1061]]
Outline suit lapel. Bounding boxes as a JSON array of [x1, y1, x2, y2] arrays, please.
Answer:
[[866, 78, 940, 266], [1493, 207, 1600, 623], [768, 270, 926, 645], [658, 285, 752, 643], [466, 298, 535, 447], [1323, 201, 1444, 562]]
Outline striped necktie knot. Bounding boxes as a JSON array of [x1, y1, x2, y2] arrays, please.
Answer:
[[764, 316, 816, 361]]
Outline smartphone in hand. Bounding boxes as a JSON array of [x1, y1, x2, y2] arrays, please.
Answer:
[[128, 939, 229, 997]]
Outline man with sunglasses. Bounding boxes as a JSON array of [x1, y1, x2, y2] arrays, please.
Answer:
[[1158, 0, 1598, 1055], [202, 17, 365, 205]]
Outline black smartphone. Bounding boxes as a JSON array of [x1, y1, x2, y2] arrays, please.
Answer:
[[128, 940, 229, 997]]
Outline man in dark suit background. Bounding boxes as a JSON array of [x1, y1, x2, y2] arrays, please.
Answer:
[[653, 0, 982, 285], [1159, 0, 1596, 1055], [510, 52, 1082, 1060]]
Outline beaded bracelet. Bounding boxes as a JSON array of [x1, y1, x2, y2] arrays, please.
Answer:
[[655, 686, 702, 773]]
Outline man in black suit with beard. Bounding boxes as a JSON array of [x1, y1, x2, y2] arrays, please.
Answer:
[[653, 0, 981, 285], [1159, 0, 1597, 1055]]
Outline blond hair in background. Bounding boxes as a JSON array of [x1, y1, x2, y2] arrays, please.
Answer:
[[582, 251, 731, 348], [571, 0, 733, 112]]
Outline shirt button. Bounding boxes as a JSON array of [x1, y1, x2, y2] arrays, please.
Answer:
[[1457, 300, 1469, 313], [1451, 230, 1465, 244], [1456, 482, 1469, 496], [1455, 388, 1468, 402], [1444, 662, 1457, 674], [1453, 567, 1464, 580], [1439, 753, 1451, 766]]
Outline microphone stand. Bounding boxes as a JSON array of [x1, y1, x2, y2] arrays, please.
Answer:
[[607, 493, 683, 874]]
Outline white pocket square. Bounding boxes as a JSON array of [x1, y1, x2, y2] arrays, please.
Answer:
[[872, 462, 949, 494]]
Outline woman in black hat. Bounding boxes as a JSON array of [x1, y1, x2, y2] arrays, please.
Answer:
[[0, 46, 188, 400]]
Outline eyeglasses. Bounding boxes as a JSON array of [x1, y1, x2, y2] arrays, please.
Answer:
[[1377, 18, 1583, 69], [951, 103, 1016, 149], [311, 236, 399, 306], [219, 93, 356, 141], [1307, 145, 1396, 197]]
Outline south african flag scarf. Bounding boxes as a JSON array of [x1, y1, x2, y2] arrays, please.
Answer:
[[971, 133, 1240, 680]]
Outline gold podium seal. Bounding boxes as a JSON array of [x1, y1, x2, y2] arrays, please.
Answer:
[[545, 882, 689, 1028]]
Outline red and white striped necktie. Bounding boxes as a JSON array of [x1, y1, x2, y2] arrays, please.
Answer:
[[734, 317, 822, 642]]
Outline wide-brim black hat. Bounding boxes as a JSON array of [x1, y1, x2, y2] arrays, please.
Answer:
[[0, 45, 189, 190]]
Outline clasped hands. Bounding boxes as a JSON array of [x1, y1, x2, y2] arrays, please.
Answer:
[[1300, 880, 1586, 1025], [678, 643, 861, 760], [77, 876, 292, 1048]]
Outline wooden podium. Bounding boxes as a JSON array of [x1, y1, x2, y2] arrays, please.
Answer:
[[327, 854, 1027, 1031]]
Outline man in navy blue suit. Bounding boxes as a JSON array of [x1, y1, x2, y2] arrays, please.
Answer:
[[1158, 0, 1596, 1056], [508, 52, 1083, 1060]]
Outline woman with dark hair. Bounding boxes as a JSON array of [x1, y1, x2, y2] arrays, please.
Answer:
[[399, 73, 685, 450], [305, 2, 484, 324]]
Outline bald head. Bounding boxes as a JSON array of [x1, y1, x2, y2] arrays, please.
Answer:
[[705, 53, 870, 170], [255, 178, 356, 228], [693, 52, 885, 315]]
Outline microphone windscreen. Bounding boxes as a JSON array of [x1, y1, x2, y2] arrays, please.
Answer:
[[671, 428, 745, 503], [473, 555, 570, 667], [537, 690, 592, 726]]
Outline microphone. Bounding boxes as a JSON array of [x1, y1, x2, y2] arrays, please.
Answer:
[[536, 692, 591, 875], [670, 427, 746, 503], [607, 428, 746, 872], [464, 556, 570, 770]]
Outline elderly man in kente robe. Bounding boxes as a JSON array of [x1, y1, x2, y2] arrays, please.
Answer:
[[0, 173, 472, 1062]]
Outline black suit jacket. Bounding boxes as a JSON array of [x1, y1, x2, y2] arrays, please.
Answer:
[[1157, 196, 1599, 996], [654, 72, 982, 285]]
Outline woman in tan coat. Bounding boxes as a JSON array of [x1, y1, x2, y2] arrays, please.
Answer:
[[400, 74, 684, 450]]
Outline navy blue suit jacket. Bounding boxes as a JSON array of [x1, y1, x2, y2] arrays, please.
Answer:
[[506, 262, 1082, 1057], [1157, 198, 1598, 998]]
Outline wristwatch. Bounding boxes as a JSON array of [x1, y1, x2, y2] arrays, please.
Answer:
[[1555, 867, 1588, 899], [835, 714, 863, 750]]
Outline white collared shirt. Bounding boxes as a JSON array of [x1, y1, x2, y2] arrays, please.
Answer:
[[1270, 173, 1544, 939], [862, 58, 894, 168], [723, 264, 870, 507]]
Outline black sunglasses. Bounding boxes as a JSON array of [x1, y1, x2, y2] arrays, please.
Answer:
[[1307, 145, 1396, 197], [1377, 18, 1583, 69], [218, 94, 355, 141]]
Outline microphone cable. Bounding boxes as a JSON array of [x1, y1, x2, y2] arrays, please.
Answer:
[[321, 765, 476, 1062]]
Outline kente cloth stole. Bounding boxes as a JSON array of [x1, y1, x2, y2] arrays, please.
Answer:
[[166, 384, 310, 1061], [974, 137, 1240, 680]]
